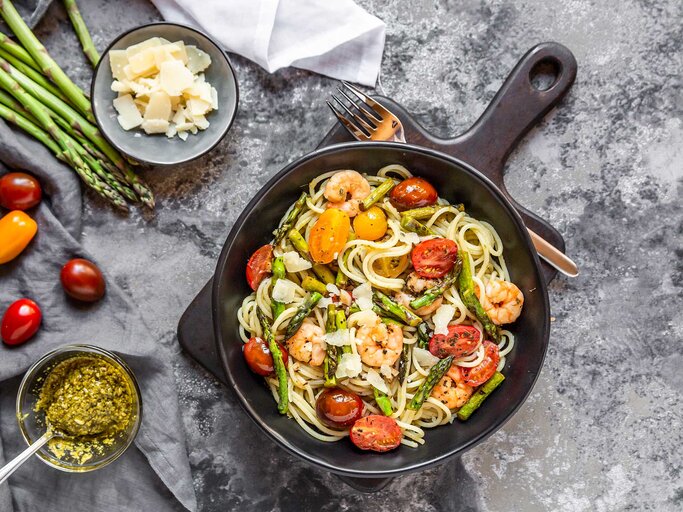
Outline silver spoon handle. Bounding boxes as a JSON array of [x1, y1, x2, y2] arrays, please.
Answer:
[[0, 431, 53, 485]]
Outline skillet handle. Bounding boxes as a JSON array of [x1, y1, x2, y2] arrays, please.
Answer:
[[442, 42, 576, 264]]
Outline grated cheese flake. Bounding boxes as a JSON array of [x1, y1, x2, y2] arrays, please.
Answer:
[[282, 251, 312, 273], [272, 279, 297, 304], [432, 304, 455, 335]]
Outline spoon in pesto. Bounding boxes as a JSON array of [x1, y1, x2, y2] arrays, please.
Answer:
[[0, 429, 63, 484]]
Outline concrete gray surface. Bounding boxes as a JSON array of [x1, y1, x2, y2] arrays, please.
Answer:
[[32, 0, 683, 510]]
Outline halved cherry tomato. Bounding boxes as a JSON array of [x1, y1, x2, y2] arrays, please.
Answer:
[[350, 415, 402, 452], [389, 177, 438, 211], [461, 340, 500, 387], [373, 254, 409, 279], [429, 325, 481, 359], [0, 172, 42, 210], [246, 244, 273, 290], [60, 258, 106, 302], [0, 210, 37, 264], [316, 388, 364, 428], [309, 208, 350, 264], [1, 298, 41, 346], [353, 206, 387, 241], [411, 238, 458, 278], [243, 336, 288, 376]]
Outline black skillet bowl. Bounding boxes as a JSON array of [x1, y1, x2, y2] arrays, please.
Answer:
[[184, 42, 577, 489]]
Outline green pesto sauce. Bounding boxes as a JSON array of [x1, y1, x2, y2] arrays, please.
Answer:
[[35, 356, 133, 443]]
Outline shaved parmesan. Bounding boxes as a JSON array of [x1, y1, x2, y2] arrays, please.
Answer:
[[109, 50, 128, 81], [352, 282, 373, 311], [178, 130, 189, 141], [336, 353, 362, 379], [192, 115, 210, 131], [400, 231, 421, 245], [125, 37, 162, 59], [112, 94, 143, 130], [413, 347, 440, 369], [272, 279, 297, 303], [432, 304, 455, 335], [282, 251, 312, 273], [366, 368, 390, 394], [159, 60, 194, 96], [144, 91, 172, 121], [324, 329, 351, 347], [316, 296, 333, 309], [165, 124, 177, 138], [380, 364, 393, 379], [186, 45, 212, 73], [141, 119, 169, 134], [326, 283, 341, 296], [127, 48, 157, 77]]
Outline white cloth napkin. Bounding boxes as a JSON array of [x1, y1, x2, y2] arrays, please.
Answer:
[[149, 0, 386, 86]]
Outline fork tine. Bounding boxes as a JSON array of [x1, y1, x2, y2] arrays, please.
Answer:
[[340, 80, 392, 117], [326, 100, 370, 141], [337, 87, 382, 124], [331, 94, 377, 134]]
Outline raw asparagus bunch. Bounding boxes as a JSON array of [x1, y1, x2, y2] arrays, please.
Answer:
[[0, 0, 154, 210]]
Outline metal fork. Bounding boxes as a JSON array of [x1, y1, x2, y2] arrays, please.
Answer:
[[327, 81, 579, 278]]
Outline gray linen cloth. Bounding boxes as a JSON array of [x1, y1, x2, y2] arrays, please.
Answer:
[[0, 122, 197, 511]]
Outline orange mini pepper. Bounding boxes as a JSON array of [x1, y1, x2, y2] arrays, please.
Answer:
[[0, 210, 37, 264]]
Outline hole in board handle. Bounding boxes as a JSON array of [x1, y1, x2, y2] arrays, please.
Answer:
[[529, 57, 561, 91]]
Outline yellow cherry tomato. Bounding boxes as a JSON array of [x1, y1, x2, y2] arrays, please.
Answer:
[[373, 254, 409, 278], [0, 210, 37, 264], [309, 208, 350, 264], [353, 206, 387, 241]]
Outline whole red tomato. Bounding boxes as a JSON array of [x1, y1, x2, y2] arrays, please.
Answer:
[[60, 258, 106, 302], [0, 172, 42, 210], [1, 298, 41, 346], [389, 177, 438, 211], [316, 388, 364, 428], [243, 336, 288, 376]]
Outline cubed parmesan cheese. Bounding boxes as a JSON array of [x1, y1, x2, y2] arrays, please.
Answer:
[[272, 279, 298, 304], [141, 119, 169, 134], [336, 353, 362, 379], [186, 45, 212, 73], [144, 91, 172, 121], [282, 251, 312, 272], [159, 60, 194, 96], [112, 94, 143, 130], [109, 50, 128, 81], [432, 304, 455, 335], [352, 282, 373, 311]]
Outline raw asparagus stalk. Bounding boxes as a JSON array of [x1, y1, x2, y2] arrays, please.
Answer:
[[285, 292, 323, 340], [0, 33, 40, 72], [0, 47, 68, 102], [416, 322, 430, 349], [360, 178, 394, 211], [374, 291, 422, 327], [397, 344, 410, 384], [0, 102, 62, 155], [270, 257, 286, 320], [400, 215, 435, 236], [373, 387, 393, 416], [301, 275, 327, 295], [456, 371, 505, 420], [323, 304, 338, 387], [312, 264, 335, 285], [274, 192, 307, 244], [335, 310, 352, 354], [458, 251, 501, 342], [0, 0, 94, 121], [62, 0, 99, 67], [257, 309, 289, 414], [408, 355, 454, 411], [287, 228, 310, 259], [409, 258, 463, 310]]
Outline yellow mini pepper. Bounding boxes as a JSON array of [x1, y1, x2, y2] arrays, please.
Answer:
[[0, 210, 37, 264]]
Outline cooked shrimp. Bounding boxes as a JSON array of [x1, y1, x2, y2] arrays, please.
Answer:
[[286, 319, 326, 366], [394, 291, 443, 317], [430, 363, 473, 409], [324, 170, 371, 218], [480, 278, 524, 325], [406, 272, 439, 294], [354, 310, 403, 367]]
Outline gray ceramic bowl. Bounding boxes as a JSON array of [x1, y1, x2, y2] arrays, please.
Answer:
[[92, 23, 239, 165]]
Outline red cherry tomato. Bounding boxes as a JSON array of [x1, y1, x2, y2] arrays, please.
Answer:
[[461, 341, 500, 387], [350, 415, 402, 452], [60, 258, 106, 302], [246, 244, 273, 291], [243, 336, 288, 376], [429, 325, 481, 359], [389, 177, 438, 211], [0, 172, 42, 211], [411, 238, 458, 278], [315, 388, 364, 428], [1, 298, 41, 346]]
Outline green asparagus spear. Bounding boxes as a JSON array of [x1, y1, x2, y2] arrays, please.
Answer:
[[0, 48, 67, 102], [374, 291, 421, 327], [360, 178, 394, 211], [400, 204, 464, 220], [285, 292, 323, 340], [288, 228, 310, 259], [312, 264, 336, 285], [323, 304, 338, 387], [397, 344, 410, 384], [408, 356, 454, 411], [380, 316, 403, 326], [301, 275, 328, 295], [409, 258, 463, 310], [457, 371, 505, 421], [458, 251, 501, 342], [257, 309, 288, 414], [0, 102, 62, 156], [271, 257, 286, 320], [400, 215, 435, 236], [62, 0, 100, 67], [274, 192, 307, 244], [373, 388, 393, 416], [0, 33, 40, 72], [416, 322, 431, 349], [335, 310, 352, 354]]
